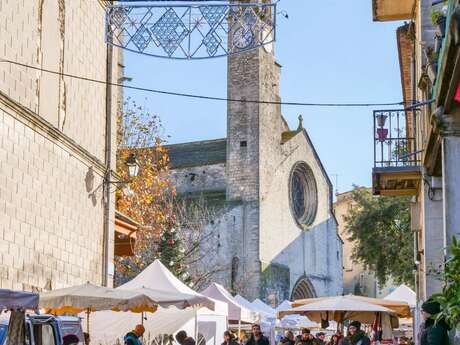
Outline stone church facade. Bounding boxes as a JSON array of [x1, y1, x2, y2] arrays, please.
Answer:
[[0, 1, 120, 290], [168, 33, 343, 303]]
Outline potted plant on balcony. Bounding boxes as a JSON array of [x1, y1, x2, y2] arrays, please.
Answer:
[[432, 2, 448, 37]]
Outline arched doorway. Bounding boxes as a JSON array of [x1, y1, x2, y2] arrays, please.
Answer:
[[291, 277, 317, 300]]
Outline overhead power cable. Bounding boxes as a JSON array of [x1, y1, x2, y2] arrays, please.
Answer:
[[0, 58, 406, 108]]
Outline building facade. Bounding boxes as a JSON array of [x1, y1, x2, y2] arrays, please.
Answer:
[[167, 21, 343, 303], [0, 0, 121, 290], [334, 190, 396, 298], [371, 0, 460, 342]]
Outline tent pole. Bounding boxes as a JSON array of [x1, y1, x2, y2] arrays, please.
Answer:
[[238, 319, 241, 342], [194, 307, 198, 341], [86, 309, 90, 334]]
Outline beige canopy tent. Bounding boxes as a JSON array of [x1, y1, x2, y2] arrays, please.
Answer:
[[39, 282, 160, 315], [279, 295, 398, 328], [292, 294, 411, 318]]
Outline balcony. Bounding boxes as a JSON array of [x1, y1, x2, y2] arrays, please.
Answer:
[[372, 0, 415, 22], [373, 109, 422, 196]]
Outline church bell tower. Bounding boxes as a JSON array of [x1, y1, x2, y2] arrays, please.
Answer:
[[226, 0, 282, 299], [226, 0, 280, 202]]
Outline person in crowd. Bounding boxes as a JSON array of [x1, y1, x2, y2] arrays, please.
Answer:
[[84, 332, 90, 345], [176, 330, 197, 345], [63, 335, 80, 345], [223, 331, 239, 345], [316, 333, 326, 345], [239, 330, 248, 345], [245, 324, 269, 345], [279, 331, 295, 345], [295, 335, 303, 345], [295, 328, 317, 345], [420, 299, 450, 345], [345, 321, 370, 345], [328, 334, 340, 345], [124, 324, 145, 345]]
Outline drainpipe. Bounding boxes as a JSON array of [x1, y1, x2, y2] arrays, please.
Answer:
[[102, 33, 114, 287]]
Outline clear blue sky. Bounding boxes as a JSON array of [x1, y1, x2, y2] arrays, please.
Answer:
[[124, 1, 403, 194]]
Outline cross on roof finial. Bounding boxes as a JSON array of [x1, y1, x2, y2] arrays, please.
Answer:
[[297, 115, 303, 131]]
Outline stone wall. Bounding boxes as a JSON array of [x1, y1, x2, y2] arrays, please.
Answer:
[[259, 131, 343, 299], [169, 164, 227, 195], [0, 0, 118, 290]]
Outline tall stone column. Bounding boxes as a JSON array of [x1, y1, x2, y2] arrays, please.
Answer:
[[420, 183, 444, 298], [442, 135, 460, 251]]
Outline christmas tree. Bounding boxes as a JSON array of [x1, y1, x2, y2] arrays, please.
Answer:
[[156, 227, 192, 285]]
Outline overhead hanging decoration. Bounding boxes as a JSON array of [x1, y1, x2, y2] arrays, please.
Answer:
[[106, 1, 277, 59]]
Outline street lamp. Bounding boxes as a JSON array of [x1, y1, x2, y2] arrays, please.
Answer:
[[126, 153, 140, 179], [376, 114, 388, 128], [88, 153, 140, 197]]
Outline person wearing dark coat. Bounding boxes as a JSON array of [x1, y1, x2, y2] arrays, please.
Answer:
[[245, 324, 270, 345], [223, 331, 240, 345], [279, 331, 295, 345], [345, 321, 371, 345], [420, 300, 450, 345], [176, 330, 196, 345]]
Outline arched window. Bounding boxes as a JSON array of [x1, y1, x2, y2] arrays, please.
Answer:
[[291, 277, 317, 300], [289, 162, 318, 227]]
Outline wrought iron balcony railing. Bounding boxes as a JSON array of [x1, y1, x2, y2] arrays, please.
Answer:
[[373, 109, 420, 168]]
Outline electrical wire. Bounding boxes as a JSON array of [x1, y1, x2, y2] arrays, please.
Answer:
[[0, 58, 406, 108]]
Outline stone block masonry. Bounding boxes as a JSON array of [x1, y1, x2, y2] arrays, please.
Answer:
[[0, 0, 120, 290]]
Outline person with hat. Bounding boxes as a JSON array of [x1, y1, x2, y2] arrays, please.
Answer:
[[124, 324, 145, 345], [420, 299, 450, 345], [345, 321, 370, 345]]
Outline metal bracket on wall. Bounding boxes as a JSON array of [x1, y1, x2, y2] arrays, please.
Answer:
[[105, 1, 277, 59]]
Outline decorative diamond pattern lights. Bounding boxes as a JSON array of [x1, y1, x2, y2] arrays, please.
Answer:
[[106, 2, 276, 59]]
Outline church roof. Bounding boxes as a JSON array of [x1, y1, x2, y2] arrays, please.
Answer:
[[166, 138, 227, 169]]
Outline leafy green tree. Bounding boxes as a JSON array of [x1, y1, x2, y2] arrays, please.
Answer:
[[344, 188, 414, 286], [433, 236, 460, 330]]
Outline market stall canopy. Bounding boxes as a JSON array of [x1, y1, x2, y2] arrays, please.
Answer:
[[280, 295, 398, 325], [90, 307, 197, 345], [118, 260, 215, 311], [0, 289, 38, 311], [292, 294, 411, 318], [276, 301, 292, 312], [384, 285, 416, 308], [276, 300, 319, 329], [348, 295, 411, 318], [201, 283, 256, 323], [39, 282, 159, 314], [234, 295, 263, 319], [252, 299, 276, 318]]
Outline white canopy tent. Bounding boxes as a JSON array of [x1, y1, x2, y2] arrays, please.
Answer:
[[89, 261, 227, 345], [384, 285, 416, 308], [201, 283, 257, 324], [252, 299, 276, 319], [234, 295, 264, 320], [275, 300, 318, 330], [118, 260, 215, 310]]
